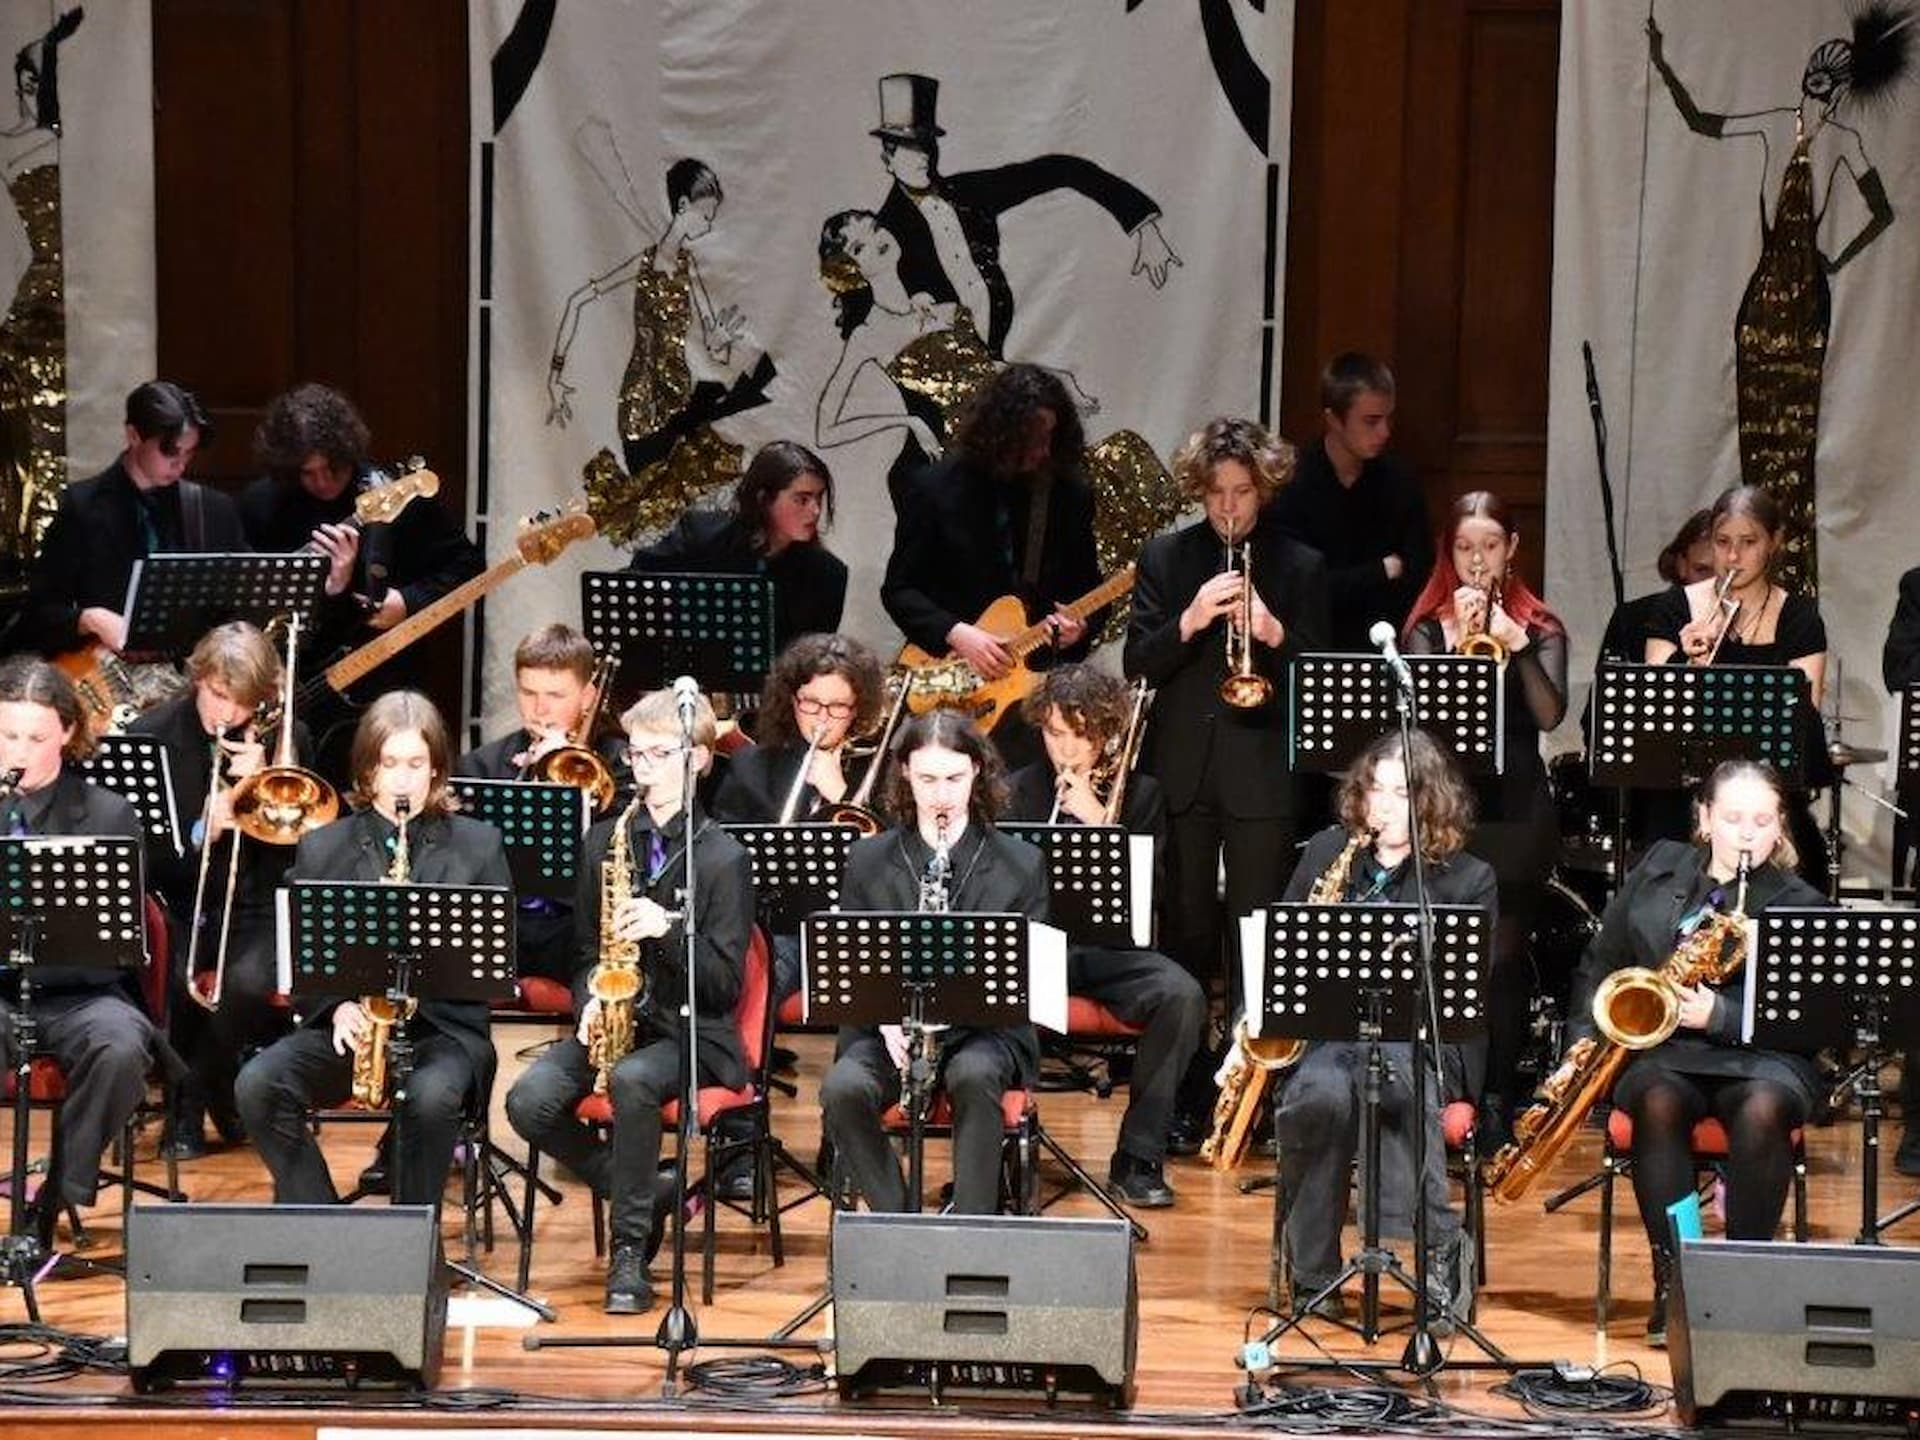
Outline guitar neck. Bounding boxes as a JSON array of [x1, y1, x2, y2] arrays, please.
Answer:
[[1006, 566, 1137, 661], [323, 555, 526, 692]]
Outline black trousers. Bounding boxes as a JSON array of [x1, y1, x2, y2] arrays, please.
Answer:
[[234, 1023, 476, 1206], [0, 990, 154, 1207], [505, 1032, 713, 1250], [173, 918, 288, 1124], [1070, 945, 1205, 1164], [820, 1030, 1018, 1214]]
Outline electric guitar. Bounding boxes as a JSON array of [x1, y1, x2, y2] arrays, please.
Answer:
[[57, 465, 442, 737], [895, 565, 1137, 733]]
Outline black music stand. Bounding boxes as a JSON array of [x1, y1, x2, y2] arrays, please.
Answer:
[[0, 836, 147, 1318], [446, 778, 585, 904], [283, 879, 552, 1322], [1898, 688, 1920, 813], [84, 735, 184, 858], [1001, 822, 1153, 950], [1243, 900, 1500, 1366], [121, 552, 329, 660], [582, 570, 773, 708], [1747, 908, 1920, 1243], [1291, 654, 1504, 778], [722, 822, 855, 937]]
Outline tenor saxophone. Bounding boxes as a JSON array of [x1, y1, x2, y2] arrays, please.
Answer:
[[586, 793, 647, 1093], [352, 798, 419, 1108], [1200, 831, 1368, 1169]]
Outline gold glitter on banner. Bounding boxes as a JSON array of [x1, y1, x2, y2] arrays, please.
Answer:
[[1735, 133, 1825, 595], [1084, 428, 1187, 646], [0, 163, 69, 573], [889, 306, 997, 429], [583, 428, 743, 550]]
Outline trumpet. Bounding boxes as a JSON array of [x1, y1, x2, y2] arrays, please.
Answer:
[[530, 652, 619, 812], [1700, 568, 1742, 666], [230, 612, 341, 845], [1457, 554, 1507, 664], [1219, 526, 1272, 709]]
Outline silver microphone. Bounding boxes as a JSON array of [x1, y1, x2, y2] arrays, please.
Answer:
[[671, 674, 701, 734], [1367, 620, 1416, 692]]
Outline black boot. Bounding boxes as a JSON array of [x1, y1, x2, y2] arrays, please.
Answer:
[[1647, 1244, 1675, 1348], [161, 1095, 208, 1161], [604, 1243, 655, 1315], [1108, 1151, 1176, 1208]]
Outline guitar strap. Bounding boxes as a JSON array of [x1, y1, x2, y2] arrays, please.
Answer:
[[181, 480, 208, 550], [1020, 472, 1052, 588]]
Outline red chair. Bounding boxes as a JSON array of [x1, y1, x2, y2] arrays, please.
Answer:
[[517, 927, 805, 1301], [1040, 996, 1145, 1100]]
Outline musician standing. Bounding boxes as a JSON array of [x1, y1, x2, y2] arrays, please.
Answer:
[[1123, 416, 1329, 1148], [10, 380, 243, 659], [1004, 665, 1204, 1207], [234, 692, 508, 1208], [1560, 759, 1826, 1345], [1403, 492, 1567, 1146], [1880, 565, 1920, 1178], [0, 658, 158, 1245], [819, 711, 1047, 1214], [504, 688, 754, 1314], [133, 622, 308, 1158]]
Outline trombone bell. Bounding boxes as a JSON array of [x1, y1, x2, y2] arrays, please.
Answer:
[[231, 766, 341, 844]]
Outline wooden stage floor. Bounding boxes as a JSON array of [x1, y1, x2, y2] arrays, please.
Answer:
[[2, 1027, 1915, 1438]]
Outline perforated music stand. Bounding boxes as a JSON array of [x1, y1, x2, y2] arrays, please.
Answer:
[[1747, 908, 1920, 1243], [0, 835, 147, 1319], [84, 735, 184, 857], [446, 779, 585, 904], [1588, 662, 1807, 789], [721, 823, 855, 936], [1291, 654, 1504, 778], [1001, 822, 1152, 949], [121, 553, 329, 660], [1896, 687, 1920, 807], [582, 570, 773, 705], [1243, 900, 1500, 1362]]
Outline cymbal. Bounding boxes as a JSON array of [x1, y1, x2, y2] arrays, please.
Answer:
[[1828, 742, 1889, 767]]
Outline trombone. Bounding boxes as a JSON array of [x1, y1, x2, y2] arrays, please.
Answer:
[[530, 652, 619, 811], [817, 673, 911, 835], [1220, 524, 1272, 709], [1046, 679, 1151, 824], [1700, 568, 1742, 666], [230, 612, 341, 846], [185, 726, 253, 1012]]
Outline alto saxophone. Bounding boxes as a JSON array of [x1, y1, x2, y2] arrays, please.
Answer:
[[352, 798, 419, 1108], [1200, 831, 1368, 1169], [586, 794, 647, 1093], [1484, 851, 1753, 1203]]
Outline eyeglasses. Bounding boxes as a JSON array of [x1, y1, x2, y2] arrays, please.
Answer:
[[622, 742, 684, 766], [794, 695, 856, 720]]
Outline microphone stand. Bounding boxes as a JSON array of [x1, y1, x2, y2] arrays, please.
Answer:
[[654, 717, 702, 1394]]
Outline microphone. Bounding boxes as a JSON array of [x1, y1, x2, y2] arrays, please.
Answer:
[[672, 675, 701, 734], [1367, 620, 1415, 692]]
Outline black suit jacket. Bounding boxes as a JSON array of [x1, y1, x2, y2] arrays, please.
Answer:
[[286, 809, 510, 1086], [12, 769, 145, 998], [628, 510, 848, 653], [572, 805, 755, 1091], [13, 459, 248, 654], [1283, 824, 1499, 915], [882, 454, 1103, 657], [836, 822, 1048, 1082], [878, 159, 1158, 355], [1123, 510, 1330, 816], [1885, 564, 1920, 692]]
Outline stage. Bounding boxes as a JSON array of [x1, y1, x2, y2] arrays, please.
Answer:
[[2, 1027, 1914, 1438]]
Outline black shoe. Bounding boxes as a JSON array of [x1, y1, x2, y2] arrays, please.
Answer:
[[713, 1161, 756, 1203], [160, 1125, 207, 1161], [1108, 1152, 1176, 1208], [604, 1243, 655, 1315], [1895, 1128, 1920, 1178], [1647, 1244, 1674, 1348], [356, 1160, 391, 1196], [1165, 1112, 1206, 1158], [1424, 1233, 1473, 1335], [1290, 1282, 1348, 1322], [208, 1100, 247, 1147]]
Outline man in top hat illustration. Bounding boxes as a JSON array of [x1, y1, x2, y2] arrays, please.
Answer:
[[870, 72, 1181, 357]]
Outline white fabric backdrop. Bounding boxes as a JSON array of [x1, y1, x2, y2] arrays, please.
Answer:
[[467, 0, 1293, 729], [1548, 0, 1920, 865]]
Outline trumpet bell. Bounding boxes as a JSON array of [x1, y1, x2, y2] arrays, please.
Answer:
[[230, 765, 342, 845], [1591, 965, 1679, 1050], [1458, 631, 1507, 664], [1219, 672, 1273, 709], [532, 744, 618, 811]]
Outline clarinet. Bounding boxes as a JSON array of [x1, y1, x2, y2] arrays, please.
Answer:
[[903, 816, 952, 1113]]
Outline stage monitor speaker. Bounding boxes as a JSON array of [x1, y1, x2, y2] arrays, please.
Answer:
[[1670, 1237, 1920, 1428], [831, 1211, 1136, 1407], [126, 1203, 447, 1393]]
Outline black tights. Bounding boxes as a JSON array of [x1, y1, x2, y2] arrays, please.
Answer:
[[1626, 1072, 1803, 1250]]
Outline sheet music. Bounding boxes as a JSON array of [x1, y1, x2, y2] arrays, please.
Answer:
[[1027, 921, 1069, 1033]]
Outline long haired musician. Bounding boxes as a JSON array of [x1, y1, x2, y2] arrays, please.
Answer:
[[1556, 759, 1826, 1346], [0, 657, 156, 1246], [1004, 664, 1203, 1208], [1123, 416, 1330, 1151], [1402, 491, 1567, 1146], [1271, 728, 1493, 1324], [132, 622, 308, 1157], [818, 710, 1047, 1216], [234, 692, 509, 1209], [503, 687, 754, 1316]]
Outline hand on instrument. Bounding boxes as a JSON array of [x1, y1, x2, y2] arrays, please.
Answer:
[[331, 1000, 372, 1056], [311, 524, 362, 597], [613, 895, 674, 943], [1047, 604, 1087, 650], [1674, 983, 1716, 1031], [78, 606, 128, 654], [1178, 571, 1243, 641], [513, 729, 571, 769], [365, 589, 407, 631], [1677, 616, 1717, 662], [1488, 602, 1529, 654], [1453, 584, 1489, 635], [220, 731, 266, 782], [1054, 767, 1104, 825], [881, 1022, 911, 1072], [946, 622, 1011, 680], [576, 996, 601, 1048], [807, 746, 849, 804], [1382, 553, 1405, 581], [1247, 587, 1284, 648]]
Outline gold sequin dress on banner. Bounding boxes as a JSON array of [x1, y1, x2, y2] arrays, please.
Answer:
[[0, 163, 68, 577]]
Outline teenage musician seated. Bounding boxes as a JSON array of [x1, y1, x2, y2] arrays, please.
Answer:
[[234, 692, 509, 1207], [503, 687, 754, 1315], [0, 658, 159, 1244], [819, 711, 1047, 1215], [1004, 665, 1203, 1208]]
